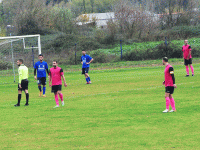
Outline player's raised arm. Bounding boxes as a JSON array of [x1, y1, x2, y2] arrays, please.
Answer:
[[87, 58, 94, 64]]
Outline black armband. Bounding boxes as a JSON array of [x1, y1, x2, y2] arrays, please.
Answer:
[[169, 67, 175, 84]]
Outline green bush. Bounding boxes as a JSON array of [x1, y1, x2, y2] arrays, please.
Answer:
[[44, 33, 76, 52], [0, 60, 12, 70], [78, 36, 101, 51], [90, 50, 111, 63], [122, 42, 183, 61]]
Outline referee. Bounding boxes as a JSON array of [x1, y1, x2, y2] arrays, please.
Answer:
[[14, 59, 29, 107]]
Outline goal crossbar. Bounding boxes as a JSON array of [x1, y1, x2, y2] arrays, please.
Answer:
[[0, 34, 41, 54], [0, 39, 22, 46]]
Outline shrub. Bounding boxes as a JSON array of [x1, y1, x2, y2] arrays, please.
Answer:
[[122, 42, 183, 61], [89, 50, 111, 63], [0, 60, 12, 70], [77, 36, 101, 51]]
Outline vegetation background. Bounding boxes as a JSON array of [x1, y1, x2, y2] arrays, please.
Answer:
[[0, 0, 200, 68]]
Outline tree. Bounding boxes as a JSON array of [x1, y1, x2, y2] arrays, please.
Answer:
[[114, 0, 158, 39], [48, 2, 75, 34], [90, 0, 94, 13]]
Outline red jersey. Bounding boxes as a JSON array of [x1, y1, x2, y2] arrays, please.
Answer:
[[49, 67, 64, 85], [164, 64, 175, 87], [182, 44, 192, 59]]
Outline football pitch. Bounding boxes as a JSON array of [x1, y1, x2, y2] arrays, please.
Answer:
[[0, 61, 200, 149]]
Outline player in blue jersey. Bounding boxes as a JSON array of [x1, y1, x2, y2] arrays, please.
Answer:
[[81, 50, 94, 84], [34, 54, 49, 97]]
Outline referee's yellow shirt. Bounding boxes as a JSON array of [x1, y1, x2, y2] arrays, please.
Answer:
[[18, 64, 28, 84]]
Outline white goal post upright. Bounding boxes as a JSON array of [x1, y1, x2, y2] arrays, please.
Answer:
[[0, 34, 42, 82]]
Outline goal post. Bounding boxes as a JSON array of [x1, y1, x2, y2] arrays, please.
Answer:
[[0, 34, 41, 54], [0, 34, 42, 82]]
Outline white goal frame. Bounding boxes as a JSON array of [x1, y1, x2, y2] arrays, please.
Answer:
[[0, 34, 41, 54], [0, 34, 42, 82]]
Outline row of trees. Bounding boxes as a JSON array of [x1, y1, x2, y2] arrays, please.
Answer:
[[0, 0, 199, 47]]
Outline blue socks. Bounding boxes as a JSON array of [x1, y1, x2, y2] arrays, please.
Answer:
[[43, 87, 46, 95], [38, 86, 42, 92], [85, 77, 91, 83], [39, 86, 46, 94]]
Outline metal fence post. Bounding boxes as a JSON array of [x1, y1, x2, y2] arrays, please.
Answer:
[[120, 40, 122, 60]]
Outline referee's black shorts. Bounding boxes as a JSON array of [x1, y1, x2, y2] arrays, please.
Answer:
[[184, 59, 192, 65], [165, 86, 174, 94], [18, 79, 28, 91]]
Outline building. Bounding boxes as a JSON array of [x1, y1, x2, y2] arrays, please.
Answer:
[[76, 12, 115, 28]]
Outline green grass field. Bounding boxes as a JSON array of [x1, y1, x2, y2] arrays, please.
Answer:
[[0, 60, 200, 149]]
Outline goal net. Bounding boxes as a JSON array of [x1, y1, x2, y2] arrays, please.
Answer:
[[0, 34, 41, 83]]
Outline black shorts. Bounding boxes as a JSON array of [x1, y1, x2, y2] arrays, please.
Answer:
[[18, 79, 28, 91], [37, 77, 46, 85], [184, 59, 192, 65], [165, 86, 174, 94], [82, 67, 89, 74], [51, 85, 62, 93]]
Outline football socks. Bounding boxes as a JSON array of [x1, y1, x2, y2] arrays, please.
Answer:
[[59, 93, 63, 102], [186, 66, 189, 75], [55, 94, 59, 106], [190, 65, 194, 74], [165, 97, 170, 110], [18, 94, 22, 104], [26, 93, 29, 104], [170, 98, 176, 110], [43, 87, 46, 95], [38, 86, 42, 92]]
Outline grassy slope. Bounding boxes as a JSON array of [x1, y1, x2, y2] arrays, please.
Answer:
[[95, 37, 200, 55], [0, 60, 200, 149]]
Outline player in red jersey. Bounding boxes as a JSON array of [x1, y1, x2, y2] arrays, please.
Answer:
[[182, 40, 194, 77], [48, 61, 67, 108], [162, 57, 177, 113]]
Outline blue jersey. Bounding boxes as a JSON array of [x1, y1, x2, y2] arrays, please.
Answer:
[[81, 55, 92, 68], [34, 61, 48, 77]]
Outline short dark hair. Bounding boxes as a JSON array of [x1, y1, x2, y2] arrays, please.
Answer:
[[162, 57, 168, 62], [82, 50, 86, 51], [53, 60, 57, 63], [18, 59, 23, 63], [38, 54, 43, 57]]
